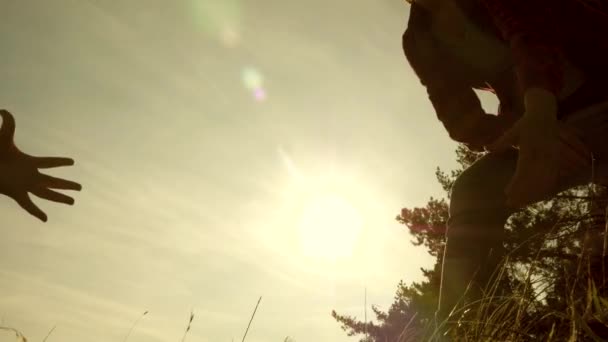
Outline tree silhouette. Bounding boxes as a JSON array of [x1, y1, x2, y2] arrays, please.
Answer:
[[333, 145, 608, 341]]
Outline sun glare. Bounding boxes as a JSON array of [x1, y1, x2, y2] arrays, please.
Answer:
[[276, 146, 366, 262], [297, 193, 363, 261]]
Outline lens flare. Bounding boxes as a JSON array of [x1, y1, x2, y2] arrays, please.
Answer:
[[242, 67, 262, 90], [253, 87, 267, 101], [220, 26, 240, 48], [242, 67, 267, 102], [189, 0, 242, 47]]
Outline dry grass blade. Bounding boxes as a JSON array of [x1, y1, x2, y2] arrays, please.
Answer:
[[42, 325, 56, 342], [122, 310, 148, 342], [0, 326, 27, 342], [397, 312, 418, 342], [241, 296, 262, 342], [181, 310, 195, 342]]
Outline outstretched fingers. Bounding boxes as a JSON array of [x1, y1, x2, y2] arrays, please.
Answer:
[[32, 188, 75, 205], [39, 173, 82, 191], [0, 110, 16, 149], [30, 156, 75, 169], [506, 150, 558, 207], [14, 193, 47, 222]]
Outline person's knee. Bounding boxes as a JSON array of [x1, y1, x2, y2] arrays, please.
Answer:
[[448, 151, 516, 236], [449, 166, 504, 221]]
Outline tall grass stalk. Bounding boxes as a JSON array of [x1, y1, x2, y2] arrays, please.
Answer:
[[241, 296, 262, 342]]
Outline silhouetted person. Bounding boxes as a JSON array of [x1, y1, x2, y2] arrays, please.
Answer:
[[481, 0, 608, 202], [403, 0, 608, 323], [0, 110, 81, 222]]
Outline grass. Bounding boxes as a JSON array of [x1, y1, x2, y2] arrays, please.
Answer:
[[0, 295, 283, 342], [122, 311, 148, 342], [241, 296, 262, 342], [428, 281, 608, 341], [4, 268, 608, 342], [4, 270, 608, 342], [394, 253, 608, 342], [0, 326, 27, 342], [7, 246, 608, 342], [4, 260, 608, 342]]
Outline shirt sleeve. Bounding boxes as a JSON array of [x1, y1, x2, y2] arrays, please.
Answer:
[[402, 27, 506, 147], [480, 0, 564, 96]]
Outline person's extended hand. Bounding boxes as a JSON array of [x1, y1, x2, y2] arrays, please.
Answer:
[[488, 110, 559, 207], [487, 89, 590, 207], [0, 110, 82, 222]]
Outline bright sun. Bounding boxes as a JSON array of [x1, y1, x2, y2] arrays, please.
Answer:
[[276, 146, 366, 262], [297, 193, 363, 261]]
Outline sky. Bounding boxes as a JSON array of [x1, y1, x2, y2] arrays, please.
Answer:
[[0, 0, 498, 341]]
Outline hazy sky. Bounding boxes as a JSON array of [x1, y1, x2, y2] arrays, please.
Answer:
[[0, 1, 497, 341]]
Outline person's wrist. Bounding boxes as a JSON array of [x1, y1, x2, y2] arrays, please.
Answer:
[[524, 87, 558, 118]]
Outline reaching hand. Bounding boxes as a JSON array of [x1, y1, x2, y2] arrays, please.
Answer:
[[488, 112, 590, 207], [488, 110, 559, 207], [0, 110, 82, 222]]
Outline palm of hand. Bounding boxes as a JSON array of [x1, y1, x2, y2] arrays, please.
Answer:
[[489, 111, 592, 207], [0, 110, 81, 222], [506, 113, 560, 207]]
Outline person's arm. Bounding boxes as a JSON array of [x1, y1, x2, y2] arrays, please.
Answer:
[[479, 0, 564, 110], [402, 26, 508, 149]]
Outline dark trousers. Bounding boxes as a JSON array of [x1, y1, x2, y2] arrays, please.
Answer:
[[438, 102, 608, 319]]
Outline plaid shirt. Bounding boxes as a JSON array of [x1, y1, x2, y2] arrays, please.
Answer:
[[403, 1, 608, 147], [403, 3, 521, 148], [479, 0, 608, 96]]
